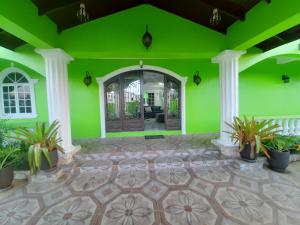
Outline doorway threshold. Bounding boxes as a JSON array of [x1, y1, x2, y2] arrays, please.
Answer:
[[106, 130, 181, 138], [145, 135, 164, 140]]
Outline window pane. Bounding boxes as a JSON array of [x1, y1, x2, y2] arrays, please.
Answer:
[[167, 80, 180, 118], [3, 94, 8, 100], [18, 92, 25, 99], [4, 101, 9, 107], [26, 107, 32, 113], [8, 73, 16, 82], [19, 100, 25, 106], [9, 86, 14, 92], [17, 86, 24, 93], [123, 75, 141, 119], [10, 100, 15, 106], [106, 81, 120, 121], [4, 108, 9, 113], [26, 100, 31, 106], [3, 77, 13, 83], [25, 94, 31, 100], [20, 107, 25, 113], [24, 86, 30, 92], [11, 107, 16, 113], [3, 87, 8, 92]]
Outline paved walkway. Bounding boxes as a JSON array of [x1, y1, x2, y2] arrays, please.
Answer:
[[1, 136, 300, 225]]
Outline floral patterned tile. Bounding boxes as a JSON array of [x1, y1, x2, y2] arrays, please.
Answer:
[[162, 190, 217, 225], [215, 186, 273, 225], [36, 197, 97, 225], [94, 183, 121, 204], [192, 166, 231, 183], [232, 175, 259, 193], [71, 171, 111, 192], [143, 180, 169, 200], [188, 178, 214, 198], [156, 167, 190, 186], [101, 194, 155, 225], [0, 198, 40, 225], [42, 186, 72, 207], [263, 183, 300, 210], [116, 168, 149, 188]]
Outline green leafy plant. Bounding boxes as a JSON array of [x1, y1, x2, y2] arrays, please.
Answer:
[[263, 135, 300, 153], [14, 121, 64, 174], [0, 145, 20, 169], [225, 116, 280, 159]]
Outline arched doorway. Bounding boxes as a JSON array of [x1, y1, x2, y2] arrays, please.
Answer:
[[97, 65, 187, 138]]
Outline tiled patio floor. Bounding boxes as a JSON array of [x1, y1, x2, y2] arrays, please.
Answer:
[[1, 136, 300, 225]]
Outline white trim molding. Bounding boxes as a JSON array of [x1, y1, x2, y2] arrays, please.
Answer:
[[35, 48, 78, 154], [212, 50, 246, 149], [0, 66, 38, 119], [96, 65, 188, 138]]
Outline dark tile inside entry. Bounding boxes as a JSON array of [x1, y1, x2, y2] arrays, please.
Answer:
[[145, 135, 164, 140]]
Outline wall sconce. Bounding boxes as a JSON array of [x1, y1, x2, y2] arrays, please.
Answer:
[[83, 71, 92, 87], [142, 25, 152, 49], [282, 75, 290, 83], [193, 71, 202, 85], [139, 59, 144, 68]]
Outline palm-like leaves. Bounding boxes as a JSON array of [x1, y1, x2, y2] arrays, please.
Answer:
[[225, 116, 280, 159], [14, 120, 63, 174]]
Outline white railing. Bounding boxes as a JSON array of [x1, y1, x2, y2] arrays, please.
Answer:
[[256, 116, 300, 136]]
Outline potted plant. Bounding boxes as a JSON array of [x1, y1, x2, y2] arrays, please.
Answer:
[[15, 121, 64, 174], [262, 136, 298, 172], [225, 116, 279, 162], [0, 145, 20, 190]]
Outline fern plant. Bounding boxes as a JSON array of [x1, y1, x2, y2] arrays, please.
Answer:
[[14, 121, 63, 174], [225, 116, 280, 159]]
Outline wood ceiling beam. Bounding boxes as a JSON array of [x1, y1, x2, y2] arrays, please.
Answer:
[[197, 0, 245, 21], [31, 0, 80, 16]]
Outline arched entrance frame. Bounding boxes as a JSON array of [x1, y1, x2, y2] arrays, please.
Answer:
[[96, 65, 188, 138]]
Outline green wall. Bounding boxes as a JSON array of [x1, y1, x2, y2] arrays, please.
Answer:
[[0, 59, 48, 127], [240, 59, 300, 116], [68, 59, 220, 139]]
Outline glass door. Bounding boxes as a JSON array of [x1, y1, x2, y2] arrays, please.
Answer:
[[105, 77, 122, 131], [121, 71, 144, 131], [165, 75, 181, 130]]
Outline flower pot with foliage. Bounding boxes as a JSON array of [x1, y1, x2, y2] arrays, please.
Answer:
[[15, 121, 64, 174], [225, 116, 279, 162], [0, 145, 20, 190], [263, 136, 299, 172]]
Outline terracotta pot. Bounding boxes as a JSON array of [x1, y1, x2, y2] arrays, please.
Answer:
[[268, 150, 290, 172], [0, 167, 13, 190], [240, 143, 258, 162], [40, 150, 58, 171]]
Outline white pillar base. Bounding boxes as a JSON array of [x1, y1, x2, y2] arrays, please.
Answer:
[[211, 139, 239, 157], [60, 145, 81, 164]]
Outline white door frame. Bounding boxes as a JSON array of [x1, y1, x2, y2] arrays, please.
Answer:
[[96, 65, 188, 138]]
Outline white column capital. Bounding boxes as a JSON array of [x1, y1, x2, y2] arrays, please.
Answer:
[[35, 48, 74, 63], [212, 50, 246, 64]]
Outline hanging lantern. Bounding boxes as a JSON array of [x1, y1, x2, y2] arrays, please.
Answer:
[[193, 71, 202, 86], [210, 8, 221, 26], [142, 25, 152, 49], [77, 3, 89, 23], [83, 71, 92, 87]]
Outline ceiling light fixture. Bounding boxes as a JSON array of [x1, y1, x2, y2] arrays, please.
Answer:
[[210, 8, 221, 26], [77, 3, 89, 23]]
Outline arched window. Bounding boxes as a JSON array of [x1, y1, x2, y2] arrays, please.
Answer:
[[0, 67, 37, 119]]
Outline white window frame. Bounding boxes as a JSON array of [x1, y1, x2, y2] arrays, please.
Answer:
[[0, 67, 38, 119]]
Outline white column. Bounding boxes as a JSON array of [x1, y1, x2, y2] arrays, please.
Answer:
[[181, 77, 188, 135], [35, 48, 78, 154], [212, 50, 246, 147], [96, 77, 106, 139]]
